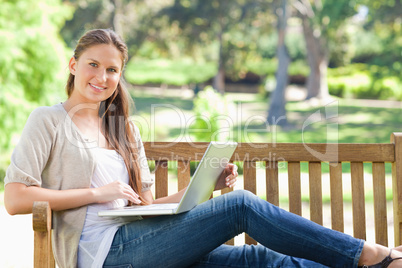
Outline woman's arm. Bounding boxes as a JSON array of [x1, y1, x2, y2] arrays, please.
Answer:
[[5, 180, 142, 215]]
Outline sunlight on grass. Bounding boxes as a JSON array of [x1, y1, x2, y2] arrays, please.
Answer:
[[126, 58, 217, 85], [130, 90, 402, 145]]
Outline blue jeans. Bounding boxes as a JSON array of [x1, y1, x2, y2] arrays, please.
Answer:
[[103, 190, 364, 268]]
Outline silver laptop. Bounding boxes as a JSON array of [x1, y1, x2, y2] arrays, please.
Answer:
[[98, 141, 238, 217]]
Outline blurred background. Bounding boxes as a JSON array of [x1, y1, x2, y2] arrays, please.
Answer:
[[1, 0, 401, 180], [0, 1, 401, 265]]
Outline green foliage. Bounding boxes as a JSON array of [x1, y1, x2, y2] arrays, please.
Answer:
[[158, 0, 276, 82], [189, 86, 233, 142], [328, 64, 402, 100], [0, 0, 71, 180]]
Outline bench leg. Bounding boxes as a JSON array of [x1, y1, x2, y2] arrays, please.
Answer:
[[34, 230, 55, 268]]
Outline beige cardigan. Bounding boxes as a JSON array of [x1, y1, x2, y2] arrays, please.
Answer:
[[5, 103, 154, 268]]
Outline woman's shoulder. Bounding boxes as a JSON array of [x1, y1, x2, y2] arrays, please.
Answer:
[[27, 103, 66, 128]]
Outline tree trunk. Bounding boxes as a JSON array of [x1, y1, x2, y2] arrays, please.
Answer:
[[212, 31, 225, 94], [300, 15, 330, 100], [111, 0, 124, 38], [267, 0, 289, 126]]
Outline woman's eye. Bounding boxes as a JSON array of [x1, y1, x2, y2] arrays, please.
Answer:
[[89, 63, 97, 67], [108, 68, 117, 73]]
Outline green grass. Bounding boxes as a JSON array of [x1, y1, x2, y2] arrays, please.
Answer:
[[129, 89, 402, 181], [125, 58, 217, 85], [131, 90, 402, 145]]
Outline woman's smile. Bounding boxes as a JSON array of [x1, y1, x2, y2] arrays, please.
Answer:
[[89, 83, 107, 93]]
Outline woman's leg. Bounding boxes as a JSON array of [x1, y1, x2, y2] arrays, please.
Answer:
[[103, 190, 363, 268], [189, 244, 328, 268]]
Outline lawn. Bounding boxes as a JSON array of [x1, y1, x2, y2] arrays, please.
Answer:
[[130, 88, 402, 145]]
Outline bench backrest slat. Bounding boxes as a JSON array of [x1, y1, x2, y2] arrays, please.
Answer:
[[177, 160, 190, 191], [329, 163, 344, 233], [309, 162, 323, 225], [351, 162, 366, 240], [373, 162, 388, 246], [266, 161, 279, 207], [155, 160, 168, 199], [288, 162, 302, 216]]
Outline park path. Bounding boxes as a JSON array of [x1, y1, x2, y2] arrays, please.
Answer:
[[0, 200, 33, 268]]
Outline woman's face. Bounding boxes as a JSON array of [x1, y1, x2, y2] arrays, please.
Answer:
[[68, 44, 123, 104]]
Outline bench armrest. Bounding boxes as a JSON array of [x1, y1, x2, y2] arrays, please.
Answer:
[[32, 201, 55, 268]]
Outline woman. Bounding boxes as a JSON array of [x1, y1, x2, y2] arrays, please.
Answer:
[[4, 29, 402, 268]]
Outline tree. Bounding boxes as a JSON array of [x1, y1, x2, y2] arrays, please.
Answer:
[[293, 0, 356, 100], [267, 0, 290, 126], [358, 0, 402, 72], [159, 0, 273, 93], [61, 0, 174, 62]]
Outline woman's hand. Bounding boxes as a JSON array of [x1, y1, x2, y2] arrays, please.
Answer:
[[93, 181, 142, 204], [214, 163, 238, 191]]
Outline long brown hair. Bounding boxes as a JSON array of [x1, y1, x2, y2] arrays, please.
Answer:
[[66, 29, 147, 205]]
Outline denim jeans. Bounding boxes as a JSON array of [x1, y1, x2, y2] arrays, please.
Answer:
[[103, 190, 364, 268]]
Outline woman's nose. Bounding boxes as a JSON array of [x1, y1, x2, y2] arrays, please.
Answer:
[[96, 68, 107, 82]]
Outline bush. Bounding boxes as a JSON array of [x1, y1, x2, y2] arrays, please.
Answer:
[[0, 0, 71, 186], [189, 86, 234, 142], [328, 64, 402, 100]]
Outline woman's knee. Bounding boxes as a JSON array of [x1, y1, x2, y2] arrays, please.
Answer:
[[226, 189, 259, 205]]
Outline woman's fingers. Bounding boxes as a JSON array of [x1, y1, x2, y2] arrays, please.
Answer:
[[121, 183, 141, 204], [226, 164, 238, 188]]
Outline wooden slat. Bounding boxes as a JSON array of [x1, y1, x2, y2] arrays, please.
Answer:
[[144, 142, 395, 162], [266, 161, 279, 206], [244, 161, 257, 194], [329, 163, 344, 232], [288, 162, 302, 216], [155, 160, 168, 199], [372, 162, 388, 246], [33, 201, 55, 268], [309, 162, 323, 225], [222, 163, 235, 246], [243, 161, 257, 245], [351, 162, 366, 240], [177, 160, 191, 191], [391, 133, 402, 246]]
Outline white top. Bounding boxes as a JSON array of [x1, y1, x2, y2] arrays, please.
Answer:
[[77, 147, 141, 268]]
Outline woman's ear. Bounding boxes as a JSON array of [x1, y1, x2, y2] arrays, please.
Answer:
[[68, 57, 77, 75]]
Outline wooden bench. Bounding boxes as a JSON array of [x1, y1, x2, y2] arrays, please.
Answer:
[[32, 133, 402, 267]]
